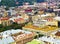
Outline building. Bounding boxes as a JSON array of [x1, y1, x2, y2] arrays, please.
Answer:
[[0, 17, 11, 26], [14, 18, 25, 24], [0, 29, 36, 44], [46, 0, 60, 2]]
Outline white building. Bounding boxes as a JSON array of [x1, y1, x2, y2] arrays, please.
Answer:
[[46, 0, 60, 2]]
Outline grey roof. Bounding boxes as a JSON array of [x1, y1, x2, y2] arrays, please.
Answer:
[[0, 36, 15, 44]]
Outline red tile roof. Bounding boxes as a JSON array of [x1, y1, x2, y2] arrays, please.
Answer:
[[0, 17, 9, 20], [14, 18, 24, 22]]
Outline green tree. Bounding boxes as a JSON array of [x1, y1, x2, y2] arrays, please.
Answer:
[[58, 4, 60, 9], [0, 24, 3, 28], [1, 0, 16, 7]]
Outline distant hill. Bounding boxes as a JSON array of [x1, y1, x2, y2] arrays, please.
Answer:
[[37, 0, 45, 3], [0, 0, 45, 7]]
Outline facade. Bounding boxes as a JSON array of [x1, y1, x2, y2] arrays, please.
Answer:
[[0, 17, 11, 26]]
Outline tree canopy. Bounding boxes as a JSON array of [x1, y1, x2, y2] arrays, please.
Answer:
[[1, 0, 36, 7], [1, 0, 16, 7]]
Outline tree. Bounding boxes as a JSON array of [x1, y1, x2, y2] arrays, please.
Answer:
[[1, 0, 16, 7], [0, 24, 3, 28], [5, 6, 9, 10], [58, 4, 60, 9]]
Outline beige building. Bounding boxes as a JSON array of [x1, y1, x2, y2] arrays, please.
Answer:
[[0, 17, 11, 26]]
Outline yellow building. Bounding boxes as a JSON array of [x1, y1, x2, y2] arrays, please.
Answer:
[[3, 11, 8, 17], [38, 9, 44, 15], [0, 17, 11, 26]]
